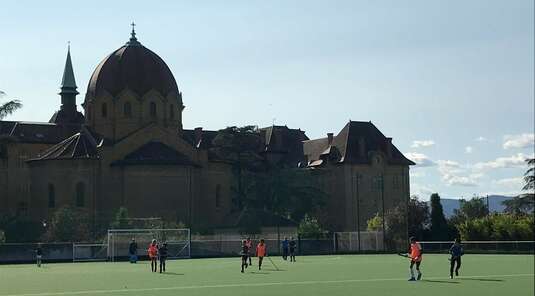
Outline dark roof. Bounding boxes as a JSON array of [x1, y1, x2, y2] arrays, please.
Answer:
[[111, 141, 196, 166], [49, 110, 85, 125], [85, 36, 180, 102], [222, 207, 297, 228], [0, 121, 81, 144], [303, 121, 414, 166], [259, 125, 309, 167], [182, 128, 219, 150], [29, 128, 99, 161]]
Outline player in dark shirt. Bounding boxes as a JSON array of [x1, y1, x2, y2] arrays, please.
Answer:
[[158, 242, 168, 273], [129, 238, 138, 263], [240, 240, 249, 273], [35, 243, 43, 267], [449, 238, 464, 279], [289, 237, 297, 262]]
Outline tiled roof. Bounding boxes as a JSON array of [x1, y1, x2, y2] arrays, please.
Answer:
[[259, 125, 309, 167], [111, 141, 196, 166], [303, 121, 414, 166], [30, 127, 98, 161], [0, 121, 81, 144]]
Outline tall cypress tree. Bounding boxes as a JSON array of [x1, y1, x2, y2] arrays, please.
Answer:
[[429, 193, 450, 240]]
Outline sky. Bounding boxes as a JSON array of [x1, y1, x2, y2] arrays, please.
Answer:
[[0, 0, 533, 200]]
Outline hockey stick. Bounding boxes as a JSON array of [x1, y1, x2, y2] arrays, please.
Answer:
[[267, 256, 280, 271], [397, 252, 409, 258]]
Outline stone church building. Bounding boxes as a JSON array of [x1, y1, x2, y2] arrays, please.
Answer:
[[0, 28, 414, 236]]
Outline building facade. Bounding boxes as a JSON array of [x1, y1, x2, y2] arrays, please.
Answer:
[[0, 29, 414, 237]]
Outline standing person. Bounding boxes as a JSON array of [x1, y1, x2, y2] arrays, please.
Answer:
[[245, 237, 253, 266], [147, 239, 158, 273], [449, 238, 464, 279], [240, 240, 249, 273], [289, 237, 297, 262], [407, 237, 423, 281], [281, 237, 289, 260], [256, 239, 267, 270], [158, 242, 168, 273], [129, 238, 138, 263], [35, 243, 43, 267]]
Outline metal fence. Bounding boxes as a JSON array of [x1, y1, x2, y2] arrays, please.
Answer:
[[1, 237, 533, 264], [420, 241, 535, 254]]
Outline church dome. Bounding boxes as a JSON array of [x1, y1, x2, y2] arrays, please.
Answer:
[[85, 28, 179, 103]]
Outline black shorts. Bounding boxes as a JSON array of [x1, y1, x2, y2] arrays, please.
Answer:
[[241, 255, 248, 261]]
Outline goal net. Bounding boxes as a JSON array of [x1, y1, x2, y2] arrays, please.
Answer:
[[334, 231, 383, 252], [73, 243, 108, 262], [107, 228, 190, 262]]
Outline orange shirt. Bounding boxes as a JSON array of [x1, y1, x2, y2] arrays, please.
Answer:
[[148, 244, 158, 258], [256, 243, 266, 257], [410, 242, 422, 262]]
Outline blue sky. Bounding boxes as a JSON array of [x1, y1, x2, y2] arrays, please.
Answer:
[[0, 0, 533, 200]]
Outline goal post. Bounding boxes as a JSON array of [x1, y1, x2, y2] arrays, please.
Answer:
[[73, 243, 108, 262], [107, 228, 191, 262]]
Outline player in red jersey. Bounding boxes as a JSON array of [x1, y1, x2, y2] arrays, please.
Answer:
[[408, 237, 423, 281], [147, 239, 158, 273]]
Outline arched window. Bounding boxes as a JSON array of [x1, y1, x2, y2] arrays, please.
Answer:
[[76, 182, 85, 207], [215, 184, 221, 209], [150, 102, 157, 118], [124, 102, 132, 118], [48, 184, 55, 208], [101, 103, 108, 118], [169, 104, 175, 119]]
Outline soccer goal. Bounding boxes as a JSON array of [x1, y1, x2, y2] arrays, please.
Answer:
[[73, 243, 108, 262], [107, 228, 191, 262]]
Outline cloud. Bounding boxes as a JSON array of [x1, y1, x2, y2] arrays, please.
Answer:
[[410, 183, 434, 198], [465, 146, 473, 154], [473, 153, 533, 171], [436, 160, 479, 187], [493, 177, 524, 188], [405, 152, 435, 167], [410, 171, 426, 178], [411, 140, 435, 148], [503, 133, 534, 149], [475, 136, 488, 142]]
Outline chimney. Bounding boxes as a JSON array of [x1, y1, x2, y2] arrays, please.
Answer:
[[327, 133, 334, 145], [194, 127, 203, 148], [386, 137, 392, 158], [358, 137, 366, 158]]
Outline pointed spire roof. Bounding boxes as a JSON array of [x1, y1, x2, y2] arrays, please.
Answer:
[[60, 44, 79, 95]]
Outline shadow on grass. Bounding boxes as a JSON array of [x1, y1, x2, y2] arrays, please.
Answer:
[[421, 279, 460, 284], [161, 272, 184, 276], [460, 278, 504, 282], [250, 271, 270, 274]]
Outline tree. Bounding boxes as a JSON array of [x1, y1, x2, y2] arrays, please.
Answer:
[[429, 193, 451, 240], [502, 194, 534, 215], [211, 126, 264, 210], [44, 206, 91, 242], [367, 213, 383, 231], [407, 195, 429, 240], [0, 91, 22, 120], [298, 214, 324, 238], [523, 158, 534, 191], [451, 196, 488, 224], [110, 207, 132, 229], [458, 213, 534, 241]]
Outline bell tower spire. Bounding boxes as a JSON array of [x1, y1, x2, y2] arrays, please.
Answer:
[[49, 43, 84, 124]]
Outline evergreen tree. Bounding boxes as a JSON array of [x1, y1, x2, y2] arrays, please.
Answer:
[[429, 193, 450, 240]]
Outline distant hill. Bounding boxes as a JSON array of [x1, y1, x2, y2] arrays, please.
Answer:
[[426, 195, 514, 218]]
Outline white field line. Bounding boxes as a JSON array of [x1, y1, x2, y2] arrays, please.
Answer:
[[2, 273, 533, 296]]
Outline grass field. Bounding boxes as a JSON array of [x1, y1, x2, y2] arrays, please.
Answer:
[[0, 254, 533, 296]]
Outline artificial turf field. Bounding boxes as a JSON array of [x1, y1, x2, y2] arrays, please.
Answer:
[[0, 254, 533, 296]]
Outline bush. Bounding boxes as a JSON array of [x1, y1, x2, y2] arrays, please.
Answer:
[[43, 206, 91, 242], [457, 214, 534, 241], [298, 214, 324, 238], [366, 214, 383, 232]]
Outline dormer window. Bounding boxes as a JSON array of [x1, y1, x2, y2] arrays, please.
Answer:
[[150, 102, 157, 118], [101, 103, 108, 118], [124, 102, 132, 118]]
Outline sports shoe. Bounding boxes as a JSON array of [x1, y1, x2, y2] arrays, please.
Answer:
[[455, 270, 459, 276], [417, 273, 422, 280], [450, 274, 453, 279], [408, 277, 416, 281]]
